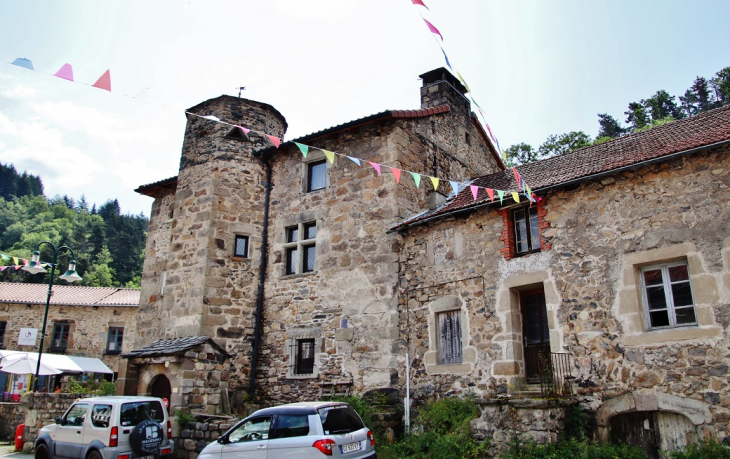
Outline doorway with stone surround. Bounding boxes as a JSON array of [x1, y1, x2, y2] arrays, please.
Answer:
[[520, 288, 550, 384]]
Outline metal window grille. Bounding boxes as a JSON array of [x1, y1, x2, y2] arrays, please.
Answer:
[[291, 339, 315, 375], [308, 160, 326, 192], [234, 235, 249, 257], [438, 310, 462, 364]]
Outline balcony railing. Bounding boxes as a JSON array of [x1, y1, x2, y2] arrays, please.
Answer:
[[538, 352, 574, 398]]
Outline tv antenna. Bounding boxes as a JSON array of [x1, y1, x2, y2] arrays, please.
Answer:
[[237, 86, 246, 98]]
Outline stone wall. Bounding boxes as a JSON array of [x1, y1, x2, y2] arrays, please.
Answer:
[[175, 418, 238, 459], [0, 302, 137, 373], [397, 144, 730, 441], [0, 401, 25, 441]]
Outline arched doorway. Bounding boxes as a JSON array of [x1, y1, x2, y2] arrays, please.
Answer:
[[149, 374, 172, 409]]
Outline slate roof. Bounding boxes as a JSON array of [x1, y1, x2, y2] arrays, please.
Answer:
[[0, 282, 139, 307], [395, 104, 730, 230], [123, 336, 231, 358]]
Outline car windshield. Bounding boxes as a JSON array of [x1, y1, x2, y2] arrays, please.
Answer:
[[120, 401, 165, 426], [317, 405, 364, 434]]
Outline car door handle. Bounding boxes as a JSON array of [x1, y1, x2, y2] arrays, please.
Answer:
[[76, 431, 82, 435], [257, 445, 266, 450]]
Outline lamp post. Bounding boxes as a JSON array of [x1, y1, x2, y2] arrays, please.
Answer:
[[22, 241, 82, 392]]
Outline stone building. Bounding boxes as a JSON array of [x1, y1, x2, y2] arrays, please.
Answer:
[[0, 282, 139, 381], [126, 66, 730, 455]]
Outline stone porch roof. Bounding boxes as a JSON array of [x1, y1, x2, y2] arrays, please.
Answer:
[[394, 104, 730, 230], [123, 336, 231, 358], [0, 282, 139, 307]]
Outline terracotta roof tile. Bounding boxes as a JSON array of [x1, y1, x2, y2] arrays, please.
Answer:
[[0, 282, 139, 307], [396, 104, 730, 229]]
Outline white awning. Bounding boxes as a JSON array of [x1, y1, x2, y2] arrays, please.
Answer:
[[0, 350, 113, 374]]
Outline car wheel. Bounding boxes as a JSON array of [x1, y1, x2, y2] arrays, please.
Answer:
[[129, 420, 164, 455], [35, 443, 49, 459], [87, 450, 103, 459]]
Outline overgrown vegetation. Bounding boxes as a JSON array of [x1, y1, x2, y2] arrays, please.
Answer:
[[503, 437, 646, 459], [0, 163, 147, 287], [670, 440, 730, 459], [174, 409, 197, 427], [378, 397, 487, 459], [64, 379, 116, 395]]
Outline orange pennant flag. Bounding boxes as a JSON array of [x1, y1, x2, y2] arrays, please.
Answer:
[[389, 167, 402, 184]]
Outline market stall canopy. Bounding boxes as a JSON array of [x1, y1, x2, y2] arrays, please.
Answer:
[[0, 350, 113, 374], [0, 354, 62, 375]]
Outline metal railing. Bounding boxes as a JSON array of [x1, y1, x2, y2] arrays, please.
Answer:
[[538, 352, 574, 398]]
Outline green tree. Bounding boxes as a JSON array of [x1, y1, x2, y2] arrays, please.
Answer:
[[680, 76, 715, 116], [712, 66, 730, 106], [538, 131, 592, 158], [625, 101, 649, 130], [596, 113, 628, 138], [643, 89, 683, 120], [505, 143, 539, 165], [81, 246, 116, 287]]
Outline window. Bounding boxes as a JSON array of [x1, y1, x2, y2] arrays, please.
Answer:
[[438, 310, 462, 364], [293, 338, 315, 375], [106, 327, 124, 354], [91, 404, 112, 428], [514, 206, 541, 254], [640, 262, 697, 329], [227, 417, 272, 442], [62, 403, 89, 426], [234, 235, 249, 258], [270, 414, 310, 439], [0, 321, 6, 348], [285, 222, 316, 275], [51, 323, 70, 350], [307, 160, 327, 192]]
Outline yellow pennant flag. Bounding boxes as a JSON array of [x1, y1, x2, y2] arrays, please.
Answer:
[[511, 192, 520, 203], [323, 150, 335, 164], [430, 177, 439, 190]]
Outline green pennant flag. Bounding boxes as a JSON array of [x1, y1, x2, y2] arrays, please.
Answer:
[[294, 142, 309, 158], [409, 172, 421, 188], [0, 253, 9, 261], [497, 190, 504, 204]]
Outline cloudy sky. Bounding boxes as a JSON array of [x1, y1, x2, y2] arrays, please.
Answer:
[[1, 0, 729, 216]]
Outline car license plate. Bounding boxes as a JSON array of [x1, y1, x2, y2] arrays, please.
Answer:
[[341, 441, 361, 453]]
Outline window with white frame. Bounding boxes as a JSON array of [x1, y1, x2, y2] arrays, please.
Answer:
[[438, 310, 462, 364], [106, 327, 124, 354], [284, 222, 316, 275], [640, 261, 697, 329], [307, 160, 327, 192]]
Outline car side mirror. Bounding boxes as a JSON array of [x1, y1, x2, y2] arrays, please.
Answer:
[[217, 436, 228, 444], [55, 416, 63, 425]]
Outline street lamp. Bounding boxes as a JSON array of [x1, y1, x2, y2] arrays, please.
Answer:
[[22, 241, 82, 391]]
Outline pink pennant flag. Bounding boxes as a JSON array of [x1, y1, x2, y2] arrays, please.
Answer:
[[92, 70, 112, 91], [266, 135, 281, 148], [54, 63, 74, 81], [470, 185, 479, 200], [234, 125, 250, 135], [486, 188, 495, 201], [0, 266, 6, 272], [22, 258, 28, 266], [422, 18, 443, 41], [368, 162, 382, 175], [14, 265, 22, 271], [485, 123, 497, 143], [389, 167, 402, 184], [411, 0, 429, 8]]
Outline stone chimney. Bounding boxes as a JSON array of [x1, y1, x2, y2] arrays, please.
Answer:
[[419, 67, 471, 116]]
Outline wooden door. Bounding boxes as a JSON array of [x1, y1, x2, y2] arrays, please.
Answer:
[[520, 289, 550, 383], [610, 412, 659, 459]]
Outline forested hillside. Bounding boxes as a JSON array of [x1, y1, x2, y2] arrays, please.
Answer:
[[0, 163, 148, 288]]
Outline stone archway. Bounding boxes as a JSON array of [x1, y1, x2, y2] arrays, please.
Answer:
[[149, 374, 172, 407]]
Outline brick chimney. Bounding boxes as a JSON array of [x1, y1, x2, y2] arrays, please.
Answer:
[[419, 67, 471, 116]]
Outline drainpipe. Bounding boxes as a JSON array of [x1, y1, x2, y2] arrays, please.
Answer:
[[249, 153, 272, 400]]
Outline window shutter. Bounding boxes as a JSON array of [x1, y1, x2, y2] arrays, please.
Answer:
[[439, 310, 462, 364]]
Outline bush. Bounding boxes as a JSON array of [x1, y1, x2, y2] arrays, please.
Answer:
[[379, 397, 487, 459], [670, 440, 730, 459], [503, 437, 646, 459], [64, 379, 116, 395]]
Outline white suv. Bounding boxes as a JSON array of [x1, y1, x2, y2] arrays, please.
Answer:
[[35, 396, 174, 459], [199, 401, 377, 458]]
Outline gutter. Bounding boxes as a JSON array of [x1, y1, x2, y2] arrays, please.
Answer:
[[393, 138, 730, 232], [249, 152, 272, 400]]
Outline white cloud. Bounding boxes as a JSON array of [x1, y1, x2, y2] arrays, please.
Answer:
[[1, 84, 40, 99]]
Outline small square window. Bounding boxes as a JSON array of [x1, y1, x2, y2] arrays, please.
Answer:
[[234, 235, 249, 258], [307, 160, 327, 192]]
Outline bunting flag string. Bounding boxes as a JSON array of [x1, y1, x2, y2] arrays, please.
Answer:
[[0, 252, 51, 272]]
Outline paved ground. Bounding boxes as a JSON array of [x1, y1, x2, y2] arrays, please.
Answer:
[[0, 445, 32, 458]]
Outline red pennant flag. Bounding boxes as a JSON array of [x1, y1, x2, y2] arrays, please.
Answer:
[[512, 167, 522, 186], [422, 18, 443, 41], [470, 185, 479, 200], [92, 70, 112, 91], [486, 188, 495, 201], [54, 63, 74, 81], [368, 162, 382, 175], [266, 135, 281, 148], [411, 0, 429, 8], [389, 167, 402, 183]]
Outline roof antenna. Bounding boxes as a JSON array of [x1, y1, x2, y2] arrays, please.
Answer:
[[237, 87, 246, 98]]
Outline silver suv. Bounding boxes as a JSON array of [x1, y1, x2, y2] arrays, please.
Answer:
[[199, 401, 377, 458], [35, 396, 174, 459]]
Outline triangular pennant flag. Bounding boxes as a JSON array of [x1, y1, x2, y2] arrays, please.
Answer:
[[485, 122, 497, 143], [0, 266, 6, 272], [266, 135, 281, 148], [347, 156, 361, 166], [92, 70, 112, 91], [202, 115, 221, 122], [430, 177, 439, 190], [410, 172, 421, 188], [456, 72, 471, 93], [22, 259, 28, 266], [54, 63, 74, 81], [14, 265, 22, 270], [12, 257, 18, 265], [512, 167, 520, 184], [390, 167, 402, 183], [294, 142, 309, 158], [486, 188, 495, 201], [411, 0, 429, 8], [449, 181, 460, 195], [368, 162, 382, 175], [439, 46, 452, 69], [12, 58, 34, 70], [470, 185, 479, 200], [0, 253, 9, 260], [471, 96, 484, 111], [234, 125, 250, 135], [422, 18, 443, 41], [511, 192, 520, 203], [323, 150, 335, 164], [133, 87, 154, 101], [497, 190, 504, 204]]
